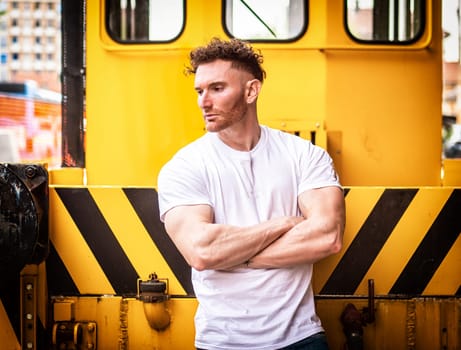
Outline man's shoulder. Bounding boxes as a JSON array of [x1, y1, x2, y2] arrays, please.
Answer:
[[263, 125, 312, 147], [172, 133, 210, 157], [159, 134, 210, 175], [159, 135, 209, 182]]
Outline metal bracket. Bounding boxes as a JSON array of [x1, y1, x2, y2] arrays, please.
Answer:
[[52, 321, 97, 350], [20, 269, 38, 350]]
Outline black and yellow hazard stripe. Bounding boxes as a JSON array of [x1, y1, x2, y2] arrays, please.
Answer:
[[49, 186, 193, 297], [47, 186, 461, 299], [2, 186, 460, 346], [315, 188, 461, 297]]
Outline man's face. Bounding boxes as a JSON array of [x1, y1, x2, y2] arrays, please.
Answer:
[[194, 59, 251, 132]]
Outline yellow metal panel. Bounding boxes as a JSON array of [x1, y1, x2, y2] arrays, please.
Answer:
[[86, 0, 441, 187], [443, 159, 461, 186], [55, 296, 197, 349], [53, 301, 75, 321], [362, 300, 409, 349], [326, 49, 442, 186], [72, 296, 121, 347], [359, 188, 453, 295], [87, 0, 217, 186], [424, 233, 461, 295], [318, 298, 460, 350], [415, 300, 442, 348], [259, 49, 327, 149], [323, 2, 441, 186], [49, 168, 85, 186], [0, 300, 20, 350], [126, 298, 197, 349], [314, 187, 384, 292], [89, 187, 186, 294], [317, 299, 410, 350], [315, 187, 460, 296], [50, 188, 115, 294]]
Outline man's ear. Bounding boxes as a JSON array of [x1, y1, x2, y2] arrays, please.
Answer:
[[246, 79, 262, 104]]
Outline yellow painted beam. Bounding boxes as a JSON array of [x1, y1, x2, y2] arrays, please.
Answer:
[[424, 232, 461, 294], [89, 187, 186, 295], [359, 188, 453, 295], [314, 187, 384, 292], [0, 300, 20, 350], [50, 188, 115, 294]]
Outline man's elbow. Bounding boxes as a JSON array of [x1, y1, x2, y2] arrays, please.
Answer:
[[319, 220, 343, 256], [187, 247, 216, 271], [329, 236, 342, 255], [327, 227, 343, 255], [189, 258, 208, 271]]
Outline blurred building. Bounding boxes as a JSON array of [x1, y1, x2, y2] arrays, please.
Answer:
[[0, 0, 61, 92]]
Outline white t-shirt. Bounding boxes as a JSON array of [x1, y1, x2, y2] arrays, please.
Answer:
[[158, 125, 341, 350]]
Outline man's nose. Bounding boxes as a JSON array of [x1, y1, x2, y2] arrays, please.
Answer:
[[198, 91, 211, 109]]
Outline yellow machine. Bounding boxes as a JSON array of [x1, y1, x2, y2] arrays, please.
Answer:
[[1, 1, 460, 349]]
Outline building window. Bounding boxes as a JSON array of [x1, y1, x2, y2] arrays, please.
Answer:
[[23, 19, 32, 28], [346, 0, 425, 43], [224, 0, 307, 41], [106, 0, 185, 42]]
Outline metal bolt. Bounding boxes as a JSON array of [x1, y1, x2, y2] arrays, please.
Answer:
[[26, 313, 33, 320], [24, 166, 36, 179], [26, 283, 33, 291], [26, 342, 33, 349], [87, 323, 95, 332]]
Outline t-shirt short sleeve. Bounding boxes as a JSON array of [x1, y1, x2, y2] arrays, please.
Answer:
[[298, 141, 341, 195], [157, 150, 211, 222]]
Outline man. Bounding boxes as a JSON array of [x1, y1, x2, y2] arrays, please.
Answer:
[[158, 37, 345, 350]]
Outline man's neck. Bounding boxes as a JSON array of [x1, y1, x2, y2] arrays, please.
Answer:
[[218, 122, 261, 152]]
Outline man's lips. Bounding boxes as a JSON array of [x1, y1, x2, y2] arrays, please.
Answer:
[[204, 114, 218, 121]]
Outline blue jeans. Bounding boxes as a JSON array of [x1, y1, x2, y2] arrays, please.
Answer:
[[196, 332, 329, 350], [278, 332, 329, 350]]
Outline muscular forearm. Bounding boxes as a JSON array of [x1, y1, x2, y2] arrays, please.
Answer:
[[188, 216, 303, 271], [247, 217, 343, 269]]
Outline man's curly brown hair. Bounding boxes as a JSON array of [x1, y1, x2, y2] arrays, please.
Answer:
[[185, 37, 266, 82]]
